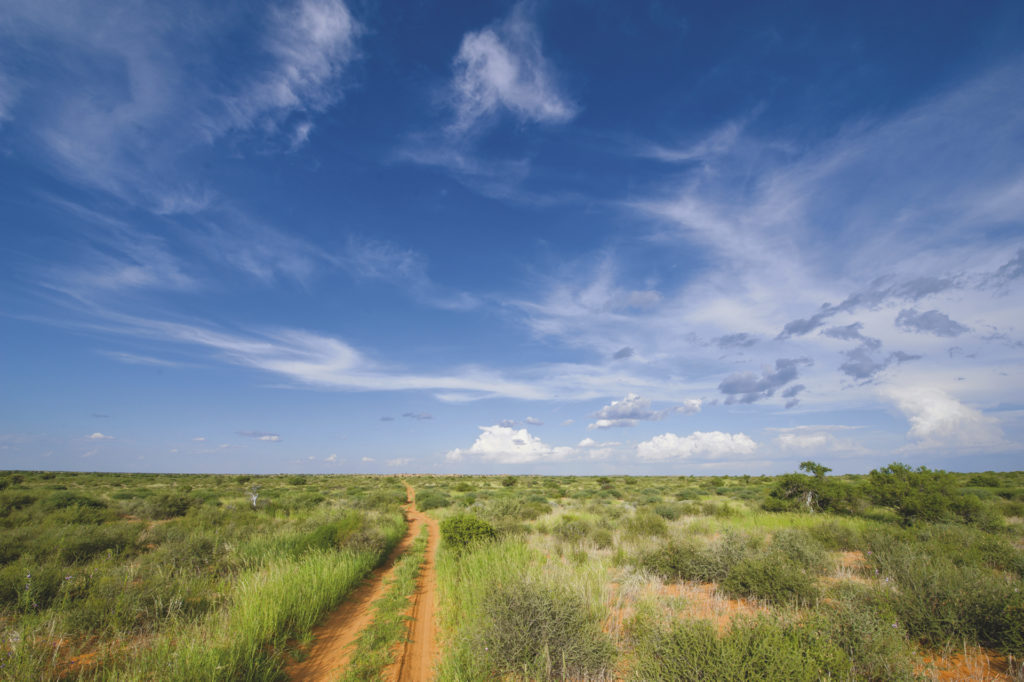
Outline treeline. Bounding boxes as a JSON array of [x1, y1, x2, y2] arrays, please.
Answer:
[[765, 461, 1011, 528]]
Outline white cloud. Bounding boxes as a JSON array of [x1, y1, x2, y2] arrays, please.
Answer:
[[448, 3, 576, 133], [446, 424, 574, 464], [387, 458, 412, 467], [588, 393, 701, 428], [769, 425, 866, 453], [883, 386, 1006, 451], [239, 431, 282, 442], [636, 431, 757, 461], [192, 437, 206, 442], [325, 453, 337, 462], [361, 456, 375, 462], [524, 416, 544, 425], [87, 432, 114, 440]]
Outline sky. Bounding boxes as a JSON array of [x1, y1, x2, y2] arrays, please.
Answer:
[[1, 0, 1023, 475]]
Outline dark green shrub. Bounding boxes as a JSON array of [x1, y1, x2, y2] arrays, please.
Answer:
[[639, 538, 719, 583], [624, 511, 668, 538], [416, 490, 452, 510], [476, 575, 615, 679], [501, 475, 516, 487], [967, 473, 1002, 487], [770, 528, 829, 574], [553, 516, 592, 544], [58, 523, 140, 563], [653, 503, 682, 520], [867, 462, 972, 524], [440, 514, 497, 552], [809, 521, 862, 551], [629, 613, 849, 681], [40, 491, 107, 512], [145, 493, 193, 520], [809, 598, 916, 681], [591, 528, 613, 549], [0, 492, 37, 518], [721, 554, 818, 605], [286, 475, 307, 486]]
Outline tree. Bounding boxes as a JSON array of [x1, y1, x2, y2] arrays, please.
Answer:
[[766, 461, 851, 513], [866, 463, 958, 524]]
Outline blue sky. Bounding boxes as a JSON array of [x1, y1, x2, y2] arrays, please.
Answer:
[[2, 0, 1023, 475]]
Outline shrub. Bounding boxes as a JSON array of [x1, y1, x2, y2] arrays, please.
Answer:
[[769, 528, 830, 574], [639, 538, 719, 583], [145, 492, 194, 520], [967, 472, 1002, 487], [721, 553, 818, 605], [287, 475, 307, 486], [553, 516, 592, 544], [40, 491, 107, 512], [629, 613, 850, 681], [440, 514, 497, 552], [416, 490, 452, 510], [591, 528, 613, 549], [58, 523, 140, 564], [653, 503, 682, 520], [867, 462, 965, 524], [501, 475, 516, 487], [624, 511, 668, 538], [476, 575, 615, 679]]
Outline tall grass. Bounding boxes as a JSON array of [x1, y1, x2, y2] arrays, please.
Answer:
[[435, 539, 614, 681]]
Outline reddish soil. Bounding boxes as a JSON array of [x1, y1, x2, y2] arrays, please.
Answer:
[[385, 484, 441, 682], [285, 482, 440, 682], [918, 646, 1016, 681]]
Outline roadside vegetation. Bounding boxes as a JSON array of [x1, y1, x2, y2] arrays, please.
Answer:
[[420, 464, 1024, 681], [3, 465, 1022, 680], [0, 471, 406, 680]]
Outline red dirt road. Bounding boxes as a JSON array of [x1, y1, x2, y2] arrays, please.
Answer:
[[285, 482, 440, 682], [386, 484, 440, 682]]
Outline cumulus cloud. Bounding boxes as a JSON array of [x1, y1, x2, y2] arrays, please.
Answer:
[[636, 431, 757, 461], [87, 432, 114, 440], [588, 393, 701, 428], [239, 431, 281, 442], [896, 308, 970, 337], [718, 358, 810, 404], [884, 386, 1006, 450], [446, 425, 574, 464], [771, 425, 865, 453], [448, 3, 576, 133]]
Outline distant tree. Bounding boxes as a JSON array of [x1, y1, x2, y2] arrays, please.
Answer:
[[867, 463, 958, 524], [766, 461, 852, 513]]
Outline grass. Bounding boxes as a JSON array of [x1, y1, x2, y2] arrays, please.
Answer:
[[4, 469, 1024, 680]]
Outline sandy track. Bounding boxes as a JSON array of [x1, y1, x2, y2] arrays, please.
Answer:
[[387, 484, 440, 682], [285, 482, 440, 682]]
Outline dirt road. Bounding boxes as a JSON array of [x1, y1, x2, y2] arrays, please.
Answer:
[[285, 481, 440, 682], [386, 484, 440, 682]]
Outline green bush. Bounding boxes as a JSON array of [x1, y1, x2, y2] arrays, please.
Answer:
[[553, 516, 592, 544], [416, 490, 452, 510], [440, 514, 497, 552], [639, 538, 720, 583], [624, 511, 668, 538], [628, 613, 849, 681], [476, 575, 615, 679], [720, 553, 818, 605], [501, 475, 516, 487], [144, 492, 194, 520]]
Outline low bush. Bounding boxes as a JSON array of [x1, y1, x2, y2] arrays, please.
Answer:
[[623, 511, 668, 538], [476, 575, 615, 679], [416, 490, 452, 510], [440, 514, 497, 552], [628, 612, 850, 681], [720, 553, 818, 605]]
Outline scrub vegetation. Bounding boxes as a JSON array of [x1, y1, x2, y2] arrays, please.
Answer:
[[0, 471, 406, 680], [2, 464, 1023, 680]]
